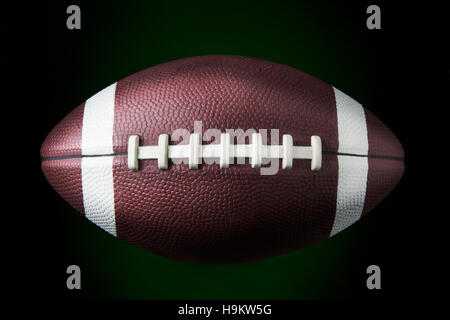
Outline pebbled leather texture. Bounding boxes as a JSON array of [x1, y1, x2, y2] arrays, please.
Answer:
[[41, 55, 404, 263]]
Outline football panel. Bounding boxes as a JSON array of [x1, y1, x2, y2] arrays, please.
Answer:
[[362, 157, 405, 216], [365, 108, 404, 158], [111, 154, 339, 264], [40, 103, 84, 158], [41, 158, 85, 215], [112, 55, 340, 155]]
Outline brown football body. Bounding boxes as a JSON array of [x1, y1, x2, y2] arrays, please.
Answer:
[[41, 55, 404, 264]]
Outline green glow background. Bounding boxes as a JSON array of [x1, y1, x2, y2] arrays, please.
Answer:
[[44, 0, 409, 299]]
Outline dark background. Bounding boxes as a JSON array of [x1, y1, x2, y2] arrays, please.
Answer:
[[6, 0, 447, 303]]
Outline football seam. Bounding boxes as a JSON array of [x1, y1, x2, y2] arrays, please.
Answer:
[[40, 151, 404, 162]]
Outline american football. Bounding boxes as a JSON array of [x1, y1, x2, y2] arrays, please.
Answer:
[[40, 55, 404, 264]]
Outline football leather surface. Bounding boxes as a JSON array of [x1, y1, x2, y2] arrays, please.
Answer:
[[41, 55, 404, 264]]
